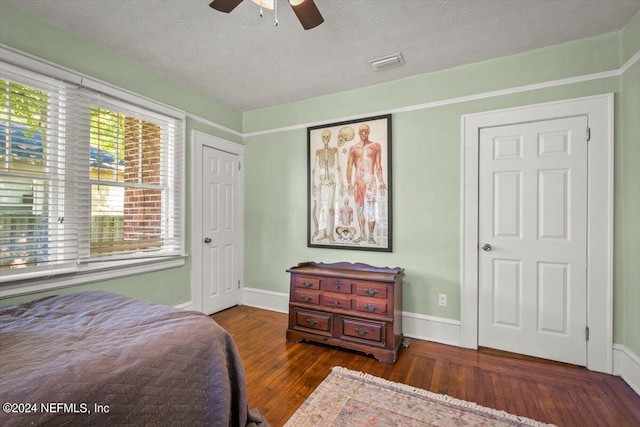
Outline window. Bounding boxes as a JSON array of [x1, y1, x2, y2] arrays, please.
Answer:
[[87, 101, 181, 259], [0, 61, 185, 285]]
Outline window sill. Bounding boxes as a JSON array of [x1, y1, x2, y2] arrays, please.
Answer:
[[0, 256, 187, 299]]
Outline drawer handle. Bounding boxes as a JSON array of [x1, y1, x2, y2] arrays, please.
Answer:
[[305, 318, 318, 326], [300, 295, 312, 302], [333, 281, 341, 289], [301, 281, 313, 288], [364, 288, 378, 296], [364, 304, 377, 312], [354, 327, 369, 337]]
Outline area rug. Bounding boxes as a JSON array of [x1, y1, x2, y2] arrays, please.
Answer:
[[284, 366, 555, 427]]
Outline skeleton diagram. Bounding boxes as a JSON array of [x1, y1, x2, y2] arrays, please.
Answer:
[[311, 127, 355, 242]]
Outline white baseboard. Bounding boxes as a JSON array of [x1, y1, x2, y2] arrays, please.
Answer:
[[241, 287, 289, 313], [613, 344, 640, 396], [401, 311, 461, 347], [240, 287, 461, 346], [175, 287, 289, 314], [175, 301, 193, 311]]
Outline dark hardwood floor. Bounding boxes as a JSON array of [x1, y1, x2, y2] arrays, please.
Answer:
[[211, 305, 640, 427]]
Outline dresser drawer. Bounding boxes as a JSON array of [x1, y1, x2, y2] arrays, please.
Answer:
[[294, 309, 332, 334], [321, 278, 352, 294], [341, 317, 385, 344], [287, 262, 404, 363], [292, 289, 320, 305], [321, 294, 352, 309], [353, 281, 388, 299], [353, 298, 388, 315], [294, 275, 321, 290]]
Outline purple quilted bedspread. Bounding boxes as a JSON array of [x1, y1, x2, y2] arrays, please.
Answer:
[[0, 291, 267, 426]]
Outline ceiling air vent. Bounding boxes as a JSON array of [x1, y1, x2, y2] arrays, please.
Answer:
[[368, 53, 405, 71]]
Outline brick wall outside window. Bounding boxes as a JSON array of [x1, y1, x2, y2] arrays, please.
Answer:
[[123, 118, 162, 248]]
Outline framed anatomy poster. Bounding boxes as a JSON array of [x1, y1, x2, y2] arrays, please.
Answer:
[[307, 114, 392, 251]]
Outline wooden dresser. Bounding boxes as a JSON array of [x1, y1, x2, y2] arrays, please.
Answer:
[[286, 261, 404, 363]]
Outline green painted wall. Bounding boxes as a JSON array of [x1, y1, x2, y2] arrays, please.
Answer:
[[243, 32, 620, 133], [621, 7, 640, 63], [0, 2, 242, 133], [618, 10, 640, 356], [1, 0, 638, 358], [245, 77, 620, 319], [0, 267, 190, 307], [0, 1, 243, 307], [244, 11, 640, 356]]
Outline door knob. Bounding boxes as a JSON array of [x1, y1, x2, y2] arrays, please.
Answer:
[[204, 237, 212, 243], [482, 243, 492, 251]]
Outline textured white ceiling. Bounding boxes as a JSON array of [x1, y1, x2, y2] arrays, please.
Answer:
[[6, 0, 640, 111]]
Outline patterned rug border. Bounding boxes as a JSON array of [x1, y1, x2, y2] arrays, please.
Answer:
[[286, 366, 555, 427]]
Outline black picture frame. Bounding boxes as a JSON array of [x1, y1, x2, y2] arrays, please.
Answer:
[[307, 114, 392, 251]]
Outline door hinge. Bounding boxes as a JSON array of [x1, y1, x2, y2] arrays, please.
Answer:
[[586, 127, 591, 142], [238, 279, 241, 289], [238, 162, 241, 171], [585, 326, 590, 341]]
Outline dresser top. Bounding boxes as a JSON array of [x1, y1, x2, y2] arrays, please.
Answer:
[[287, 261, 404, 282]]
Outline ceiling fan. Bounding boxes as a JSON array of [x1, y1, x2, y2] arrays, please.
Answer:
[[209, 0, 324, 30]]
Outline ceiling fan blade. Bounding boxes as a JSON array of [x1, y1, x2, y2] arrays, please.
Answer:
[[209, 0, 244, 13], [289, 0, 324, 30]]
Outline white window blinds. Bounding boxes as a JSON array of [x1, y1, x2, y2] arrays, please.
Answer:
[[82, 91, 184, 261], [0, 62, 184, 283]]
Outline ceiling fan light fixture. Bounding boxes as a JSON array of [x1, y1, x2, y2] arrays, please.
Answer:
[[209, 0, 244, 13], [368, 53, 405, 71], [251, 0, 274, 10], [289, 0, 324, 30], [210, 0, 323, 30]]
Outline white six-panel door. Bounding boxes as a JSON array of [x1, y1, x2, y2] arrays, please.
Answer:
[[478, 116, 588, 365], [201, 144, 241, 315]]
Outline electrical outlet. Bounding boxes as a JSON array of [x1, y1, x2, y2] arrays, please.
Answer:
[[438, 294, 447, 307]]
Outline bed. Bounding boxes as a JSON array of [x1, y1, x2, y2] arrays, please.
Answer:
[[0, 290, 268, 426]]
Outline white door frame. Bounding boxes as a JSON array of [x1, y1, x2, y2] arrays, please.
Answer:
[[461, 94, 614, 374], [190, 130, 245, 313]]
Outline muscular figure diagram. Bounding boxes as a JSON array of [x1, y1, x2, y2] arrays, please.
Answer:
[[346, 123, 386, 244]]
